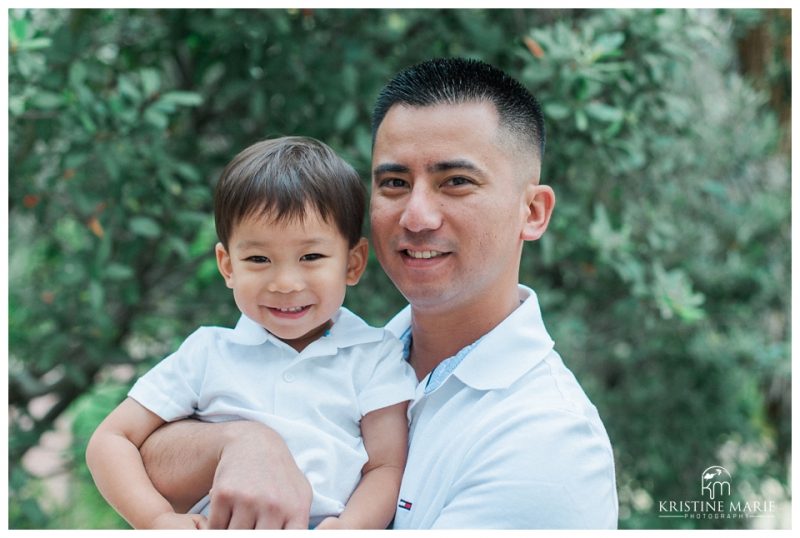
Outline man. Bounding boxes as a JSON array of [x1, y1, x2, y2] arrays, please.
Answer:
[[140, 58, 618, 529]]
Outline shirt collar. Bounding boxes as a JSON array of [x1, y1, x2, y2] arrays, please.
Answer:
[[385, 285, 555, 391], [227, 308, 386, 354]]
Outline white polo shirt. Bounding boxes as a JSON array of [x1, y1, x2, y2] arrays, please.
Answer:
[[128, 307, 417, 525], [388, 285, 618, 529]]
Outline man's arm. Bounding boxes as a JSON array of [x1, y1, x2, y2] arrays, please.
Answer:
[[140, 419, 313, 529]]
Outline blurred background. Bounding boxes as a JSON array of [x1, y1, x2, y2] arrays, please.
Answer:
[[8, 8, 791, 529]]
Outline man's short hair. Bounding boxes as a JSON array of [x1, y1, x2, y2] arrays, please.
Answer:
[[372, 57, 545, 160], [214, 136, 366, 249]]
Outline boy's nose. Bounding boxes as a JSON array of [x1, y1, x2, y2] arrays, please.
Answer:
[[267, 268, 304, 293]]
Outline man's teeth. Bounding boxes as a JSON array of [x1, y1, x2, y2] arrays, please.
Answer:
[[407, 250, 444, 259], [278, 306, 306, 313]]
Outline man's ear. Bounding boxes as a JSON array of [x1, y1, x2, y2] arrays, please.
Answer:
[[215, 242, 235, 289], [521, 184, 555, 241], [346, 238, 369, 286]]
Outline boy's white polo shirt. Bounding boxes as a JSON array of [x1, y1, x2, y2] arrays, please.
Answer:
[[129, 307, 417, 524], [386, 284, 618, 529]]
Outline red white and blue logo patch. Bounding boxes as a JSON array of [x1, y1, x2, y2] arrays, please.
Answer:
[[398, 499, 413, 511]]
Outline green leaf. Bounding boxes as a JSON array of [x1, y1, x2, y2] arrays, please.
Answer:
[[585, 102, 624, 123], [143, 107, 169, 129], [335, 102, 358, 131], [593, 32, 625, 57], [159, 91, 203, 107], [29, 91, 63, 110], [105, 263, 134, 281], [9, 17, 29, 46], [88, 280, 104, 312], [575, 109, 588, 131], [129, 216, 161, 238], [140, 68, 160, 97], [17, 37, 52, 51], [544, 102, 571, 120], [117, 75, 142, 103], [173, 161, 201, 183]]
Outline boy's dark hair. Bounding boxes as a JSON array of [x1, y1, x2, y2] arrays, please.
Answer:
[[214, 136, 366, 249], [372, 57, 545, 160]]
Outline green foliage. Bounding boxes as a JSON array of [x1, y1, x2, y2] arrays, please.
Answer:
[[8, 8, 789, 530], [517, 9, 790, 528]]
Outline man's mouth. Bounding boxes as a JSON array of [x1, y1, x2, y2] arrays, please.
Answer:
[[404, 249, 447, 259]]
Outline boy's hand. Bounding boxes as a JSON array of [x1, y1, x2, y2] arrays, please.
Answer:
[[149, 512, 208, 529], [315, 516, 346, 530]]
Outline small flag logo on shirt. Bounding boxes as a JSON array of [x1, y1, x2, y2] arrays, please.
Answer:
[[398, 499, 413, 510]]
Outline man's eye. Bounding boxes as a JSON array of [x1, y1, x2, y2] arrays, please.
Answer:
[[380, 178, 409, 189], [301, 253, 325, 262], [245, 256, 270, 263], [445, 176, 473, 187]]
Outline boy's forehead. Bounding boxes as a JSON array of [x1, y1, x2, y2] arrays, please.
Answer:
[[231, 207, 341, 241]]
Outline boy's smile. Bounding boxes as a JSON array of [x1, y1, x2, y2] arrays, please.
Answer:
[[216, 207, 368, 352]]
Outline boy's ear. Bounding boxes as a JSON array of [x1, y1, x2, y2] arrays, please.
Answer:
[[215, 242, 235, 289], [346, 238, 369, 286], [520, 183, 555, 241]]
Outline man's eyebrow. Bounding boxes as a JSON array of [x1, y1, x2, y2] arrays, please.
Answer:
[[373, 163, 410, 176], [427, 159, 482, 174], [373, 160, 484, 176]]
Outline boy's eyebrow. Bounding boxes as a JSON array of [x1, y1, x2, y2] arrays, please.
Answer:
[[236, 237, 328, 249]]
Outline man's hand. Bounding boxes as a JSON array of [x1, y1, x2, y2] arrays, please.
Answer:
[[149, 512, 207, 529], [206, 421, 312, 529]]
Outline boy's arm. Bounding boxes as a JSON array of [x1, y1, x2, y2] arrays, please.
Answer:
[[85, 398, 204, 529], [140, 419, 313, 529], [316, 401, 409, 530]]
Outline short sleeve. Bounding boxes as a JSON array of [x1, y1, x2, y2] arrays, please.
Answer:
[[127, 328, 211, 421], [431, 405, 618, 529], [356, 334, 418, 416]]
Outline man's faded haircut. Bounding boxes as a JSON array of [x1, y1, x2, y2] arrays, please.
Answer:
[[214, 136, 366, 250], [372, 57, 545, 160]]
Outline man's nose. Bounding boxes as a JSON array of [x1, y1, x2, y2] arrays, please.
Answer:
[[398, 185, 443, 233], [267, 266, 304, 293]]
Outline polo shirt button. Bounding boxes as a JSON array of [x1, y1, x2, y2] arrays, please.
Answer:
[[283, 372, 295, 383]]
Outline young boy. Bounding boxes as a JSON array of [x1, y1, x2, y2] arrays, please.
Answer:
[[86, 137, 418, 529]]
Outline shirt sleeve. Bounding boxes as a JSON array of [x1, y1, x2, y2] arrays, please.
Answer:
[[357, 333, 418, 416], [127, 328, 211, 421], [431, 404, 618, 529]]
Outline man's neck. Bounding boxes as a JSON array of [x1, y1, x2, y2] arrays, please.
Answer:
[[407, 285, 522, 380]]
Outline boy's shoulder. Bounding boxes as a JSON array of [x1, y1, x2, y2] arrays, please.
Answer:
[[181, 315, 268, 349], [330, 307, 400, 350]]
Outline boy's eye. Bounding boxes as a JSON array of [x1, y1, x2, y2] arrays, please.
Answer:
[[301, 253, 325, 262], [245, 255, 270, 263]]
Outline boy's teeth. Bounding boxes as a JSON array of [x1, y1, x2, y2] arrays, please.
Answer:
[[407, 250, 443, 259], [279, 306, 305, 312]]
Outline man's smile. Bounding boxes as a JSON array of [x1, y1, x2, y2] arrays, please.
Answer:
[[404, 249, 447, 259]]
